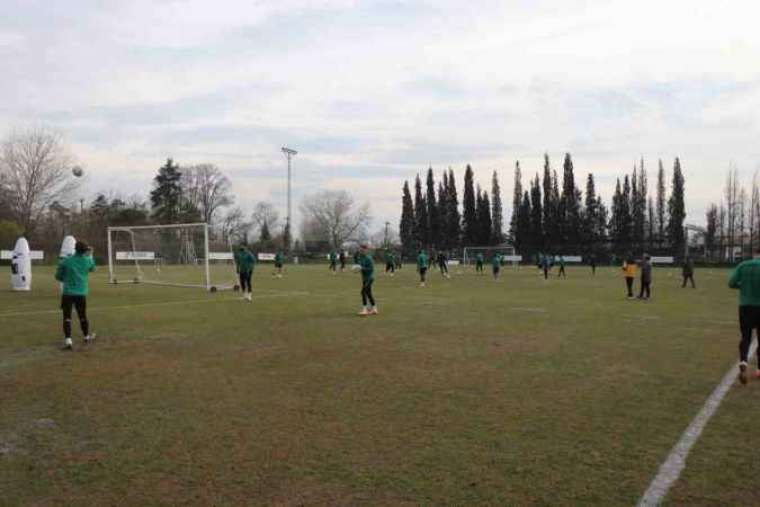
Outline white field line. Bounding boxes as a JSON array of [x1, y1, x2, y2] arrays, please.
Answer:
[[638, 340, 757, 506], [0, 291, 310, 318]]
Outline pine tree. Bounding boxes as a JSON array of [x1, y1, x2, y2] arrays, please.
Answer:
[[462, 164, 478, 244], [656, 160, 667, 247], [150, 158, 183, 223], [530, 174, 543, 255], [426, 167, 440, 249], [667, 157, 686, 257], [447, 168, 461, 248], [400, 180, 415, 256], [414, 174, 428, 248], [491, 171, 504, 244], [509, 161, 523, 242]]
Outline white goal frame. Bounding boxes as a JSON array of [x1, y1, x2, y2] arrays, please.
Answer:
[[462, 246, 521, 267], [107, 222, 234, 291]]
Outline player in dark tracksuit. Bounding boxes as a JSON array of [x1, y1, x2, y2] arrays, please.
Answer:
[[638, 255, 652, 300], [682, 257, 696, 288], [357, 245, 377, 316], [339, 251, 347, 272], [437, 251, 449, 278], [236, 246, 256, 302], [729, 253, 760, 384]]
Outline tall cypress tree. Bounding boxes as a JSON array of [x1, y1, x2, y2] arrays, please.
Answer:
[[447, 168, 461, 248], [621, 175, 633, 252], [542, 154, 558, 251], [491, 170, 504, 244], [509, 161, 523, 242], [561, 153, 581, 251], [631, 160, 647, 251], [150, 158, 183, 223], [437, 177, 447, 249], [516, 191, 532, 255], [667, 157, 686, 256], [400, 180, 415, 257], [476, 188, 492, 245], [462, 164, 478, 244], [583, 173, 598, 253], [656, 159, 667, 247], [530, 174, 543, 254], [413, 174, 428, 248], [426, 167, 440, 249], [647, 197, 655, 251], [609, 179, 622, 252]]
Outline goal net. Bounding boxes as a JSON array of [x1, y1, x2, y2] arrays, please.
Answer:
[[462, 246, 521, 266], [107, 223, 237, 291]]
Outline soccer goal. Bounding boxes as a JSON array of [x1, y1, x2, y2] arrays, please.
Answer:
[[107, 223, 237, 291], [462, 245, 522, 267]]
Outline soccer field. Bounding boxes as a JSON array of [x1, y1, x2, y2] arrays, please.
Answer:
[[1, 264, 757, 505]]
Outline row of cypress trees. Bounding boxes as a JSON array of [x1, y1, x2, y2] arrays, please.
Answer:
[[399, 166, 504, 256], [511, 153, 686, 258]]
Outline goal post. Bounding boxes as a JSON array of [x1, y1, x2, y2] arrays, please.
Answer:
[[462, 245, 521, 267], [107, 222, 238, 291]]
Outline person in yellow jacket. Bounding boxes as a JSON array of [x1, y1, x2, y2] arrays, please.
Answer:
[[622, 254, 637, 299]]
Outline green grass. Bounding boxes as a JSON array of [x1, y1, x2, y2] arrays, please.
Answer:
[[0, 263, 756, 505]]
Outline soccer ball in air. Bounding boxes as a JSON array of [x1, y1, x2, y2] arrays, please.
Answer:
[[72, 166, 84, 178]]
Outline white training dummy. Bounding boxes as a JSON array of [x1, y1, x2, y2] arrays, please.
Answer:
[[10, 237, 32, 291]]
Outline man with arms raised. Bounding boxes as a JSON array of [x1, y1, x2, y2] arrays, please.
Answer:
[[56, 241, 96, 350]]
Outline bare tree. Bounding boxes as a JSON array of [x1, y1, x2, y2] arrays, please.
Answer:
[[220, 206, 251, 244], [725, 166, 740, 261], [0, 127, 78, 232], [181, 164, 234, 224], [299, 190, 371, 249], [750, 171, 759, 255], [739, 186, 747, 259], [251, 201, 280, 240]]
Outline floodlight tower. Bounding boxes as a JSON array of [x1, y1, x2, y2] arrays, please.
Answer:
[[281, 147, 297, 252]]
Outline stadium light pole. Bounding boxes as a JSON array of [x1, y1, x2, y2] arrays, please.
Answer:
[[281, 147, 297, 253]]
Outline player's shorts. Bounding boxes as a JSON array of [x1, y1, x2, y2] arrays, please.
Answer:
[[419, 267, 428, 275], [275, 262, 283, 268]]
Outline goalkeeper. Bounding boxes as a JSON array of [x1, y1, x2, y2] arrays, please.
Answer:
[[55, 241, 96, 350], [236, 245, 256, 302]]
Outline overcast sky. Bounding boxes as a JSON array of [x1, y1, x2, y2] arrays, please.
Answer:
[[2, 0, 759, 234]]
